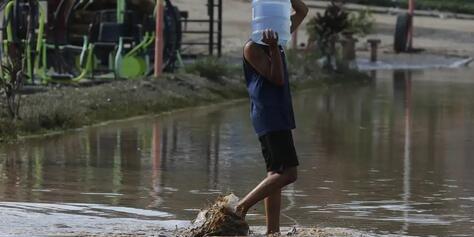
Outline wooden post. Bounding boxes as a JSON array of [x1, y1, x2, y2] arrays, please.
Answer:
[[154, 0, 165, 77], [407, 0, 415, 49]]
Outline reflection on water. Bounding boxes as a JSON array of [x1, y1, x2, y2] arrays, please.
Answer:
[[1, 69, 474, 236]]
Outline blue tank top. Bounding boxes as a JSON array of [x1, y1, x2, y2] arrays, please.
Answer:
[[243, 42, 296, 136]]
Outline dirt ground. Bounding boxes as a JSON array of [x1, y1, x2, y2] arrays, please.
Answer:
[[173, 0, 474, 57]]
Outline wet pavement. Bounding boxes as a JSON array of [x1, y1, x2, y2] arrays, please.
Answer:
[[1, 68, 474, 236], [357, 52, 473, 71]]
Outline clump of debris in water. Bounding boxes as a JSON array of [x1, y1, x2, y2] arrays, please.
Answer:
[[183, 194, 249, 237], [181, 194, 359, 237]]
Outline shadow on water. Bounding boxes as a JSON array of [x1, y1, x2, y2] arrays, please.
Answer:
[[1, 68, 474, 236]]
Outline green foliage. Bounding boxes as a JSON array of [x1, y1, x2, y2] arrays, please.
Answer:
[[342, 0, 474, 15], [0, 119, 17, 141], [307, 1, 350, 70], [19, 99, 84, 133], [415, 0, 474, 14], [286, 50, 371, 86], [307, 2, 349, 43], [306, 1, 376, 71], [347, 9, 375, 37], [0, 44, 25, 121], [184, 57, 232, 81], [286, 49, 323, 76]]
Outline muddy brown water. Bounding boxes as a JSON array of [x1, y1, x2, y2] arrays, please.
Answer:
[[1, 69, 474, 236]]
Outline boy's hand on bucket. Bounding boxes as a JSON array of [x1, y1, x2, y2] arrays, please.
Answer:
[[262, 29, 279, 48]]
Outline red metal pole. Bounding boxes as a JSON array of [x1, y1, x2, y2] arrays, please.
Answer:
[[408, 0, 415, 49], [154, 0, 164, 77]]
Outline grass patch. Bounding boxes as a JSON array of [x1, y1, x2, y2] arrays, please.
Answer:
[[19, 99, 85, 133], [0, 119, 17, 142], [341, 0, 474, 15], [184, 57, 234, 81], [286, 49, 370, 83]]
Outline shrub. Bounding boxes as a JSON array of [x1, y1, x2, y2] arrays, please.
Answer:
[[0, 44, 25, 121], [185, 57, 231, 81], [19, 98, 84, 133], [307, 1, 349, 70], [342, 0, 474, 15], [347, 9, 375, 37], [0, 119, 17, 141]]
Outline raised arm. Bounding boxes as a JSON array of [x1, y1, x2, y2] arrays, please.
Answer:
[[290, 0, 309, 34], [244, 30, 285, 86]]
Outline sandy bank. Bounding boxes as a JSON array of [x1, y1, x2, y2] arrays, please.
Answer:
[[173, 0, 474, 58]]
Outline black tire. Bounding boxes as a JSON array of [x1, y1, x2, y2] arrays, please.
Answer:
[[394, 13, 412, 53]]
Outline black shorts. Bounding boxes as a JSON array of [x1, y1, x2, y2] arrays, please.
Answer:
[[259, 130, 299, 173]]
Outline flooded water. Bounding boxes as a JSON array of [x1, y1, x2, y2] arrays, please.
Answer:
[[1, 68, 474, 236]]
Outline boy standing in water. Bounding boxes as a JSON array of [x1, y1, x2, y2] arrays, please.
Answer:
[[237, 0, 308, 235]]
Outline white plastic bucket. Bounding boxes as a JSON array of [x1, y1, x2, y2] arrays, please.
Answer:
[[251, 0, 292, 46]]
